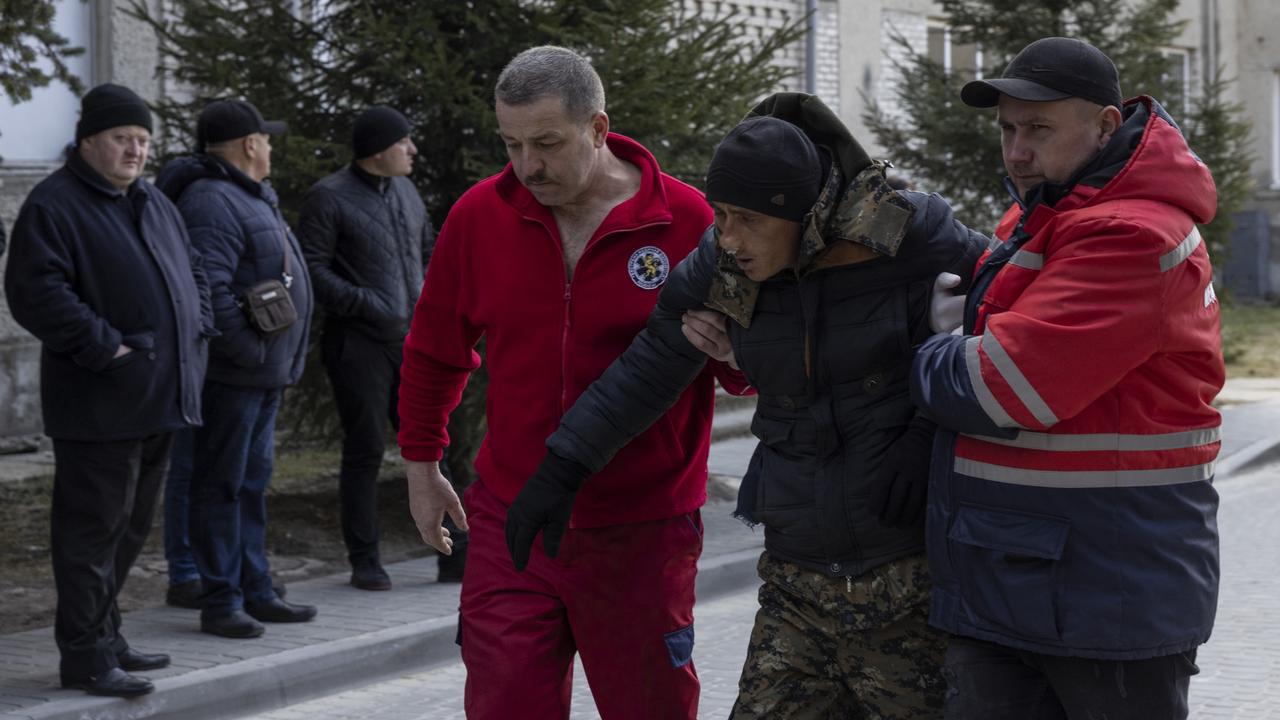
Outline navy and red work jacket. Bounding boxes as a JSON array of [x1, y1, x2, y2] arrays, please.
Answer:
[[911, 96, 1225, 660]]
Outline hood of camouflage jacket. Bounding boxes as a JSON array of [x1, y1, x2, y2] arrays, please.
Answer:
[[706, 92, 918, 328]]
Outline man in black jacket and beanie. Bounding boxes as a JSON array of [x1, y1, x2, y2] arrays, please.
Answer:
[[5, 83, 213, 697], [298, 105, 447, 589], [506, 94, 987, 717], [156, 99, 316, 639]]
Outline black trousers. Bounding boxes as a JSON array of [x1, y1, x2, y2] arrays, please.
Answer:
[[943, 634, 1199, 720], [322, 327, 405, 565], [51, 433, 173, 681]]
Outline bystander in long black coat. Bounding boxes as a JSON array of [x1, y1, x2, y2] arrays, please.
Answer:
[[5, 148, 213, 441]]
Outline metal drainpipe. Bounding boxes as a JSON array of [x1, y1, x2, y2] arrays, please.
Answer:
[[1201, 0, 1218, 83], [806, 0, 818, 94]]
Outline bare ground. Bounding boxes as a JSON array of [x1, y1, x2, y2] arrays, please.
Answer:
[[0, 448, 435, 635]]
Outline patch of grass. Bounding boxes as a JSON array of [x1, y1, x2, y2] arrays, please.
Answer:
[[1221, 301, 1280, 378], [271, 441, 406, 495], [271, 444, 342, 494]]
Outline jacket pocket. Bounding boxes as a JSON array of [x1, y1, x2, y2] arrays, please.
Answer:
[[821, 283, 912, 385], [103, 349, 145, 372], [947, 503, 1069, 641], [750, 414, 792, 448], [751, 419, 812, 513], [103, 331, 155, 372], [358, 286, 400, 329], [663, 624, 695, 668], [121, 331, 156, 350]]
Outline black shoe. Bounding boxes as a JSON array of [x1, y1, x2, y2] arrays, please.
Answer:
[[117, 648, 170, 672], [63, 667, 154, 697], [350, 561, 392, 591], [245, 597, 317, 623], [165, 579, 202, 610], [201, 611, 265, 638], [273, 579, 287, 599], [437, 544, 467, 583]]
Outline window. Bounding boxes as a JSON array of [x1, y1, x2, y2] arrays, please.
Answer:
[[1160, 48, 1192, 113], [1273, 71, 1280, 189], [0, 0, 94, 166], [927, 23, 981, 81]]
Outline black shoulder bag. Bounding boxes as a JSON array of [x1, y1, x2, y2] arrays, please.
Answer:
[[241, 229, 298, 335]]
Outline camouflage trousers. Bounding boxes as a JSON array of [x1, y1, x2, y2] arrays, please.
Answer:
[[729, 552, 946, 720]]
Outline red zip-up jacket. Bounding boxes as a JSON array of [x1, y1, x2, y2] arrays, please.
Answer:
[[398, 133, 745, 527]]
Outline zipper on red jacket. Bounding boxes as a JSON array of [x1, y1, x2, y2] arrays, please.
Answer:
[[555, 220, 670, 413], [561, 285, 572, 409]]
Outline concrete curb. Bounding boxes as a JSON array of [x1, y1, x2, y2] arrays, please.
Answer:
[[695, 547, 763, 602], [13, 541, 765, 720], [1218, 434, 1280, 480], [18, 617, 461, 720]]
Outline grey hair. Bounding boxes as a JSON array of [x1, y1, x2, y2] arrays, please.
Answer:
[[494, 45, 605, 123]]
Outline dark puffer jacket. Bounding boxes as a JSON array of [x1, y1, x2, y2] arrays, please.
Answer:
[[157, 155, 312, 389], [5, 149, 213, 441], [545, 93, 986, 578], [297, 164, 433, 342]]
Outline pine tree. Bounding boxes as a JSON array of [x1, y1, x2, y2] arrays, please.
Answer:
[[1183, 68, 1256, 253], [0, 0, 87, 162], [0, 0, 85, 104], [128, 0, 804, 483], [864, 0, 1253, 256]]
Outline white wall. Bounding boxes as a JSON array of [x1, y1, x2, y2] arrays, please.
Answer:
[[0, 0, 94, 166]]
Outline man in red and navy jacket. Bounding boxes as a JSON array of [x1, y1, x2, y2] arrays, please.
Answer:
[[397, 46, 746, 719], [910, 38, 1223, 719]]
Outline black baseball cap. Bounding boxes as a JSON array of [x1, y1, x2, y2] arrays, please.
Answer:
[[961, 37, 1122, 109], [196, 100, 286, 151]]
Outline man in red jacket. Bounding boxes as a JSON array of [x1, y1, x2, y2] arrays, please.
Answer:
[[911, 38, 1222, 719], [398, 46, 745, 719]]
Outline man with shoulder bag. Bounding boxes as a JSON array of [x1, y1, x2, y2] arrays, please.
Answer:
[[157, 98, 315, 639]]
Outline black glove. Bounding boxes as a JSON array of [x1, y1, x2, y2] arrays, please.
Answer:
[[505, 451, 592, 572], [869, 416, 937, 527]]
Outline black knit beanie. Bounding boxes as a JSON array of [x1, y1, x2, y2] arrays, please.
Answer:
[[705, 116, 822, 223], [76, 83, 153, 142], [353, 105, 412, 159]]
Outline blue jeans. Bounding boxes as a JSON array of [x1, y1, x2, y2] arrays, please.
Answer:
[[163, 428, 199, 586], [189, 382, 282, 617]]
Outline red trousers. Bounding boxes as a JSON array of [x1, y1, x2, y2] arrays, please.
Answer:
[[459, 481, 703, 720]]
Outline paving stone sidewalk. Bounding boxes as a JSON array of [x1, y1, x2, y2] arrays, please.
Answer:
[[254, 459, 1280, 720], [0, 379, 1276, 720], [0, 496, 762, 720]]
